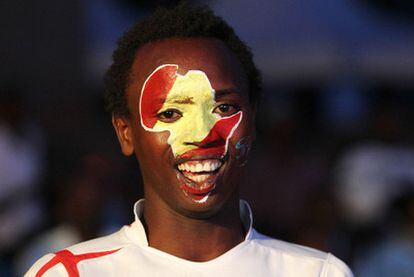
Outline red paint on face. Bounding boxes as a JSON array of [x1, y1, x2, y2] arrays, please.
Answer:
[[183, 183, 215, 195], [180, 111, 242, 159], [140, 65, 178, 128]]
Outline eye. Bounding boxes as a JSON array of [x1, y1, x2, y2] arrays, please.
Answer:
[[157, 109, 182, 123], [213, 104, 240, 116]]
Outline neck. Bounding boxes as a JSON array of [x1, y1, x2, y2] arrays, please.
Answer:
[[142, 195, 245, 262]]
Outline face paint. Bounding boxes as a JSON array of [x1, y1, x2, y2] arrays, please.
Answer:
[[139, 64, 242, 159], [140, 64, 178, 129], [235, 136, 252, 167]]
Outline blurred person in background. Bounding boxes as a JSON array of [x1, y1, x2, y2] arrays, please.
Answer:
[[25, 3, 352, 277], [241, 89, 333, 240], [354, 186, 414, 277], [0, 83, 46, 275], [14, 154, 112, 276], [293, 186, 346, 256], [333, 93, 414, 264]]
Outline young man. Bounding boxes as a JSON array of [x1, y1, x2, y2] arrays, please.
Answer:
[[27, 4, 353, 276]]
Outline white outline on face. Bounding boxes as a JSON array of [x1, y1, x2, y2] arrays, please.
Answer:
[[139, 64, 242, 158]]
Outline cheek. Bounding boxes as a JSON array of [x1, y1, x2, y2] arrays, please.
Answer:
[[235, 137, 252, 165], [229, 119, 254, 166], [135, 128, 171, 163]]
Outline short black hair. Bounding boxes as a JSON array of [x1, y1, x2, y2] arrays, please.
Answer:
[[104, 2, 261, 117]]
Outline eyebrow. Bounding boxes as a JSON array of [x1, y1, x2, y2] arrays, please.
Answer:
[[173, 96, 194, 104], [163, 96, 195, 104]]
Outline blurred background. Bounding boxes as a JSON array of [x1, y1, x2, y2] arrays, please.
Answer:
[[1, 0, 414, 276]]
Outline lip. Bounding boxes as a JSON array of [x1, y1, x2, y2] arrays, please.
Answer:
[[179, 145, 226, 160], [176, 170, 219, 201], [180, 178, 216, 195], [175, 151, 227, 165]]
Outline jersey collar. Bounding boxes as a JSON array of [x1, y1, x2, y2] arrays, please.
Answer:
[[126, 199, 254, 246]]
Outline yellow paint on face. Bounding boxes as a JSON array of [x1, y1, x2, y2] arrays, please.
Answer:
[[147, 69, 220, 157]]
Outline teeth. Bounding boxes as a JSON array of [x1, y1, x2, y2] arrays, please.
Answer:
[[212, 161, 220, 171], [186, 174, 210, 183], [177, 159, 222, 173]]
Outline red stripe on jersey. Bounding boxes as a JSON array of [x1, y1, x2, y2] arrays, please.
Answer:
[[35, 248, 121, 277]]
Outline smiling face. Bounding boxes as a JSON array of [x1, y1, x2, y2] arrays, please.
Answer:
[[113, 38, 255, 217]]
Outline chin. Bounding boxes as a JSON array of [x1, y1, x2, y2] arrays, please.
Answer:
[[174, 194, 229, 219], [172, 168, 241, 220]]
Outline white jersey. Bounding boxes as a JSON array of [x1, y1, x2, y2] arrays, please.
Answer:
[[26, 200, 353, 277]]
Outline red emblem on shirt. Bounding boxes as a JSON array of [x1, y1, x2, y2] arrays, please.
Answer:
[[35, 248, 121, 277]]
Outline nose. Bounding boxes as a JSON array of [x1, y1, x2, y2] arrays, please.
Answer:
[[184, 113, 224, 148], [185, 127, 224, 148]]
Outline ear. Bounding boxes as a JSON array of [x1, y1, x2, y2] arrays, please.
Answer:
[[112, 115, 135, 156]]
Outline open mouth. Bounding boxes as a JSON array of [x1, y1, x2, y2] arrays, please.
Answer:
[[176, 158, 224, 202]]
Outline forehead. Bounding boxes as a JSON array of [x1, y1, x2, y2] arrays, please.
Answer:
[[128, 38, 248, 96]]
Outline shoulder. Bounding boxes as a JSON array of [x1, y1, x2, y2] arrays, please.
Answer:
[[25, 226, 131, 277], [248, 229, 354, 277]]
